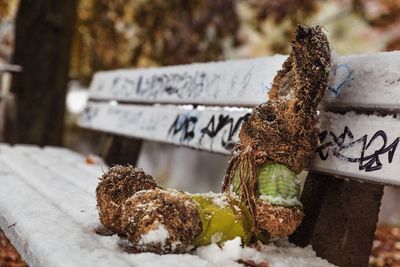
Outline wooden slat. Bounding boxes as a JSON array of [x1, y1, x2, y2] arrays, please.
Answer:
[[0, 145, 334, 267], [0, 146, 212, 267], [313, 111, 400, 185], [79, 102, 400, 185], [88, 56, 284, 106], [0, 147, 132, 267], [79, 102, 250, 154], [88, 51, 400, 110]]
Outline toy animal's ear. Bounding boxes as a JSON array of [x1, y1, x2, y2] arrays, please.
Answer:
[[268, 53, 293, 101], [268, 25, 330, 114]]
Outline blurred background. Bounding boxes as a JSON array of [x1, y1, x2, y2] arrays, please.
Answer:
[[1, 1, 400, 265]]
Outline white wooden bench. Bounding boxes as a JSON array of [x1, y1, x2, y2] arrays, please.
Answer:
[[1, 51, 400, 266], [79, 51, 400, 266]]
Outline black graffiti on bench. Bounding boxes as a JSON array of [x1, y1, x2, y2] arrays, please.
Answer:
[[80, 105, 99, 123], [316, 126, 399, 172], [199, 113, 250, 149], [168, 112, 250, 150], [109, 71, 221, 100], [168, 114, 198, 142]]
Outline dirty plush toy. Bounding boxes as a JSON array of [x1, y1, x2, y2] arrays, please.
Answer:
[[223, 24, 330, 238], [97, 165, 255, 253], [96, 25, 331, 254]]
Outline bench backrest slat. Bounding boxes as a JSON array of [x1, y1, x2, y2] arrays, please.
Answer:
[[79, 102, 400, 186], [88, 52, 400, 111], [80, 51, 400, 186]]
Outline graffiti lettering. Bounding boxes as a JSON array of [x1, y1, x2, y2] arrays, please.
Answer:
[[316, 126, 399, 172], [167, 112, 250, 150], [200, 114, 250, 149], [168, 114, 198, 142], [79, 106, 99, 123], [109, 71, 221, 100]]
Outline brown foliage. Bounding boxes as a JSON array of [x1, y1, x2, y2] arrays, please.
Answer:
[[0, 230, 27, 267]]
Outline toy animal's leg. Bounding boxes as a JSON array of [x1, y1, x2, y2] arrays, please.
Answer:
[[96, 165, 157, 234], [97, 165, 259, 254], [290, 172, 383, 267]]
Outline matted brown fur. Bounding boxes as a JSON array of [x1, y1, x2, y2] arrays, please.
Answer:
[[120, 189, 202, 254], [223, 25, 330, 237], [96, 165, 157, 234], [239, 25, 330, 174], [255, 200, 303, 238]]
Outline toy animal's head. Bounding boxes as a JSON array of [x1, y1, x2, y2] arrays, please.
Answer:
[[239, 25, 331, 174]]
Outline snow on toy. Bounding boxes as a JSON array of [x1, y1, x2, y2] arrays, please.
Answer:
[[96, 25, 331, 254]]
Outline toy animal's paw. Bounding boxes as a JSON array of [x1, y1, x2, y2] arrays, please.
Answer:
[[96, 165, 157, 234], [256, 200, 303, 239], [120, 189, 202, 254]]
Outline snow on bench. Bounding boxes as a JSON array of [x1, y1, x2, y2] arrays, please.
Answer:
[[88, 51, 400, 110], [78, 51, 400, 266], [81, 104, 400, 186], [0, 144, 334, 267], [81, 51, 400, 186]]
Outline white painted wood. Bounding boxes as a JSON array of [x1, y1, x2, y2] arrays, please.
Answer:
[[88, 56, 284, 106], [0, 146, 209, 267], [312, 112, 400, 185], [79, 102, 400, 185], [88, 51, 400, 110], [42, 146, 106, 177], [323, 52, 400, 110], [0, 148, 132, 267], [79, 102, 250, 154], [12, 145, 103, 197], [0, 145, 332, 267]]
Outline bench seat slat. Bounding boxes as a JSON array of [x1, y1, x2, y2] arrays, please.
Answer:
[[79, 102, 400, 185], [42, 146, 105, 177], [88, 51, 400, 111], [0, 146, 100, 227], [0, 150, 131, 267], [0, 146, 217, 267], [11, 145, 102, 197]]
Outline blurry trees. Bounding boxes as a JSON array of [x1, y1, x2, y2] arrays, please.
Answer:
[[3, 0, 400, 88], [2, 0, 400, 147], [11, 1, 78, 145], [353, 0, 400, 50], [71, 0, 240, 84], [241, 0, 318, 54], [0, 0, 19, 19]]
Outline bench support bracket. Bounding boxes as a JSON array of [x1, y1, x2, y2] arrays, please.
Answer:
[[290, 172, 383, 267]]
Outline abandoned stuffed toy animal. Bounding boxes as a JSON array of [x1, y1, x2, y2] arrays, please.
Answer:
[[97, 165, 255, 254], [96, 25, 331, 254], [222, 24, 330, 238]]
